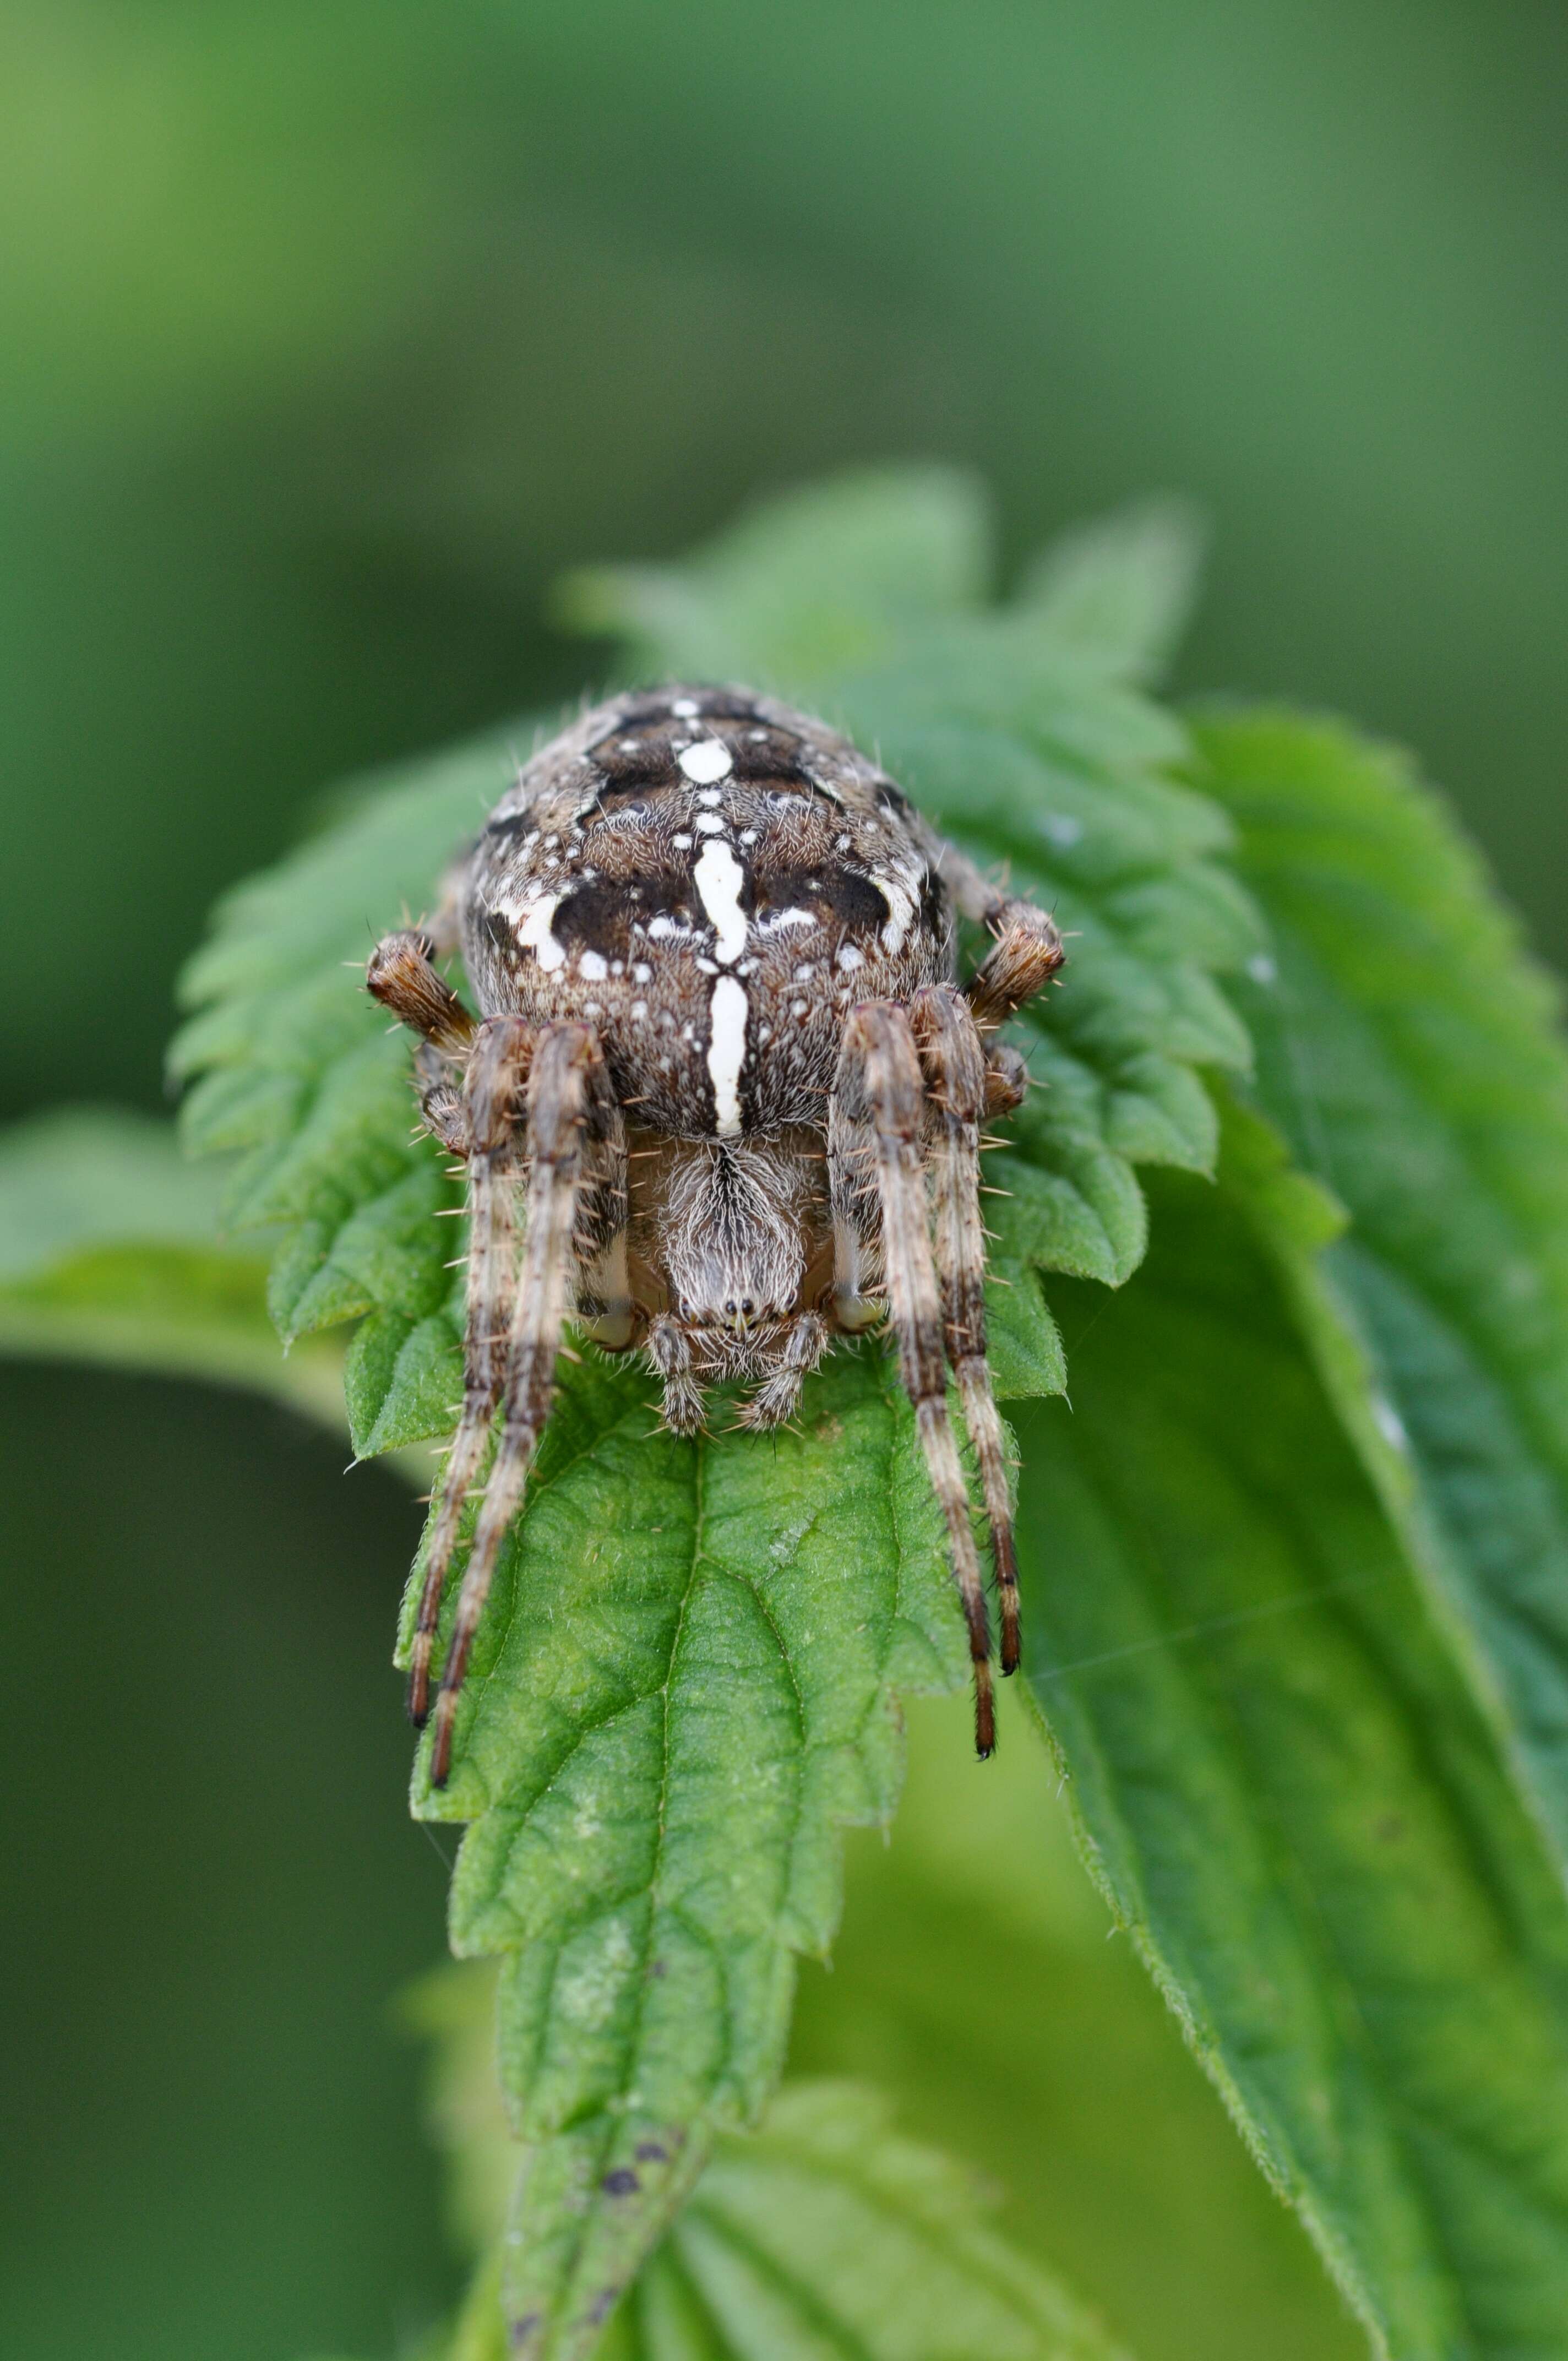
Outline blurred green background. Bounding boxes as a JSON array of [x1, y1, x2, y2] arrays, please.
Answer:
[[3, 3, 1562, 2355]]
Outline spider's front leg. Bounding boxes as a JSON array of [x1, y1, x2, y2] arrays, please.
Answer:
[[426, 1022, 617, 1785], [831, 1001, 997, 1756], [910, 984, 1023, 1676], [923, 834, 1065, 1035], [369, 933, 526, 1721], [367, 927, 477, 1151], [733, 1310, 830, 1431], [406, 1015, 535, 1726]]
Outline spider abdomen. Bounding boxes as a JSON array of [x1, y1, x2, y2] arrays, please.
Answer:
[[462, 687, 953, 1140]]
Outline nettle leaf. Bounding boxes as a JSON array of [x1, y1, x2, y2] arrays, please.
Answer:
[[170, 472, 1262, 2355], [425, 2088, 1134, 2361], [1015, 496, 1208, 687], [407, 1963, 1133, 2361], [410, 1346, 968, 2348], [1195, 709, 1568, 1887], [1016, 1139, 1568, 2359], [591, 2081, 1133, 2361], [560, 464, 993, 690], [172, 734, 515, 1308], [0, 1108, 343, 1422]]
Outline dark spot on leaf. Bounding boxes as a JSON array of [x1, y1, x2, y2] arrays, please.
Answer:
[[588, 2284, 622, 2325], [635, 2140, 669, 2163], [601, 2167, 640, 2195], [508, 2314, 541, 2351]]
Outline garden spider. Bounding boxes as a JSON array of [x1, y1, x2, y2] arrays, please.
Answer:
[[368, 687, 1063, 1782]]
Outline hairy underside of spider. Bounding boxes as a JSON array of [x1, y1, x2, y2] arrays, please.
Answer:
[[368, 686, 1063, 1783]]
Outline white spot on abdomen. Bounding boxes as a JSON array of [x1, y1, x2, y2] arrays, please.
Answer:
[[875, 873, 917, 955], [679, 739, 733, 785], [693, 839, 749, 964], [516, 894, 566, 972], [707, 974, 748, 1136], [578, 949, 608, 981]]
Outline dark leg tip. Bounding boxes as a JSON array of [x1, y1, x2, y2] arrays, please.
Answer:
[[428, 1700, 455, 1789]]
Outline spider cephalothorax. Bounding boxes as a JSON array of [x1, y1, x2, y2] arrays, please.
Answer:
[[368, 686, 1063, 1780]]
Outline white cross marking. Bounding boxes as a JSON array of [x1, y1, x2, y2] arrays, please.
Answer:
[[707, 975, 748, 1137], [693, 839, 749, 964]]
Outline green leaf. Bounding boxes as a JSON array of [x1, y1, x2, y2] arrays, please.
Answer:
[[407, 1968, 1133, 2361], [1193, 708, 1568, 1887], [600, 2082, 1133, 2361], [168, 470, 1262, 2353], [0, 1107, 343, 1423], [791, 1689, 1366, 2361], [432, 2090, 1134, 2361], [171, 730, 504, 1296], [557, 465, 992, 688], [1016, 497, 1208, 685], [1016, 1142, 1568, 2360], [408, 1346, 970, 2351]]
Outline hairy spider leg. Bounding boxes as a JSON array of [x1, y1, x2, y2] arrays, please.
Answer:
[[834, 1001, 996, 1757], [917, 830, 1065, 1031], [429, 1023, 611, 1788], [366, 931, 510, 1722], [911, 984, 1023, 1677], [733, 1309, 830, 1430], [646, 1313, 705, 1434], [366, 927, 476, 1052], [967, 900, 1065, 1035], [406, 1015, 532, 1727]]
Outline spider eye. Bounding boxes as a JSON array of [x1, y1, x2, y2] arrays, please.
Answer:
[[742, 1298, 755, 1316]]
